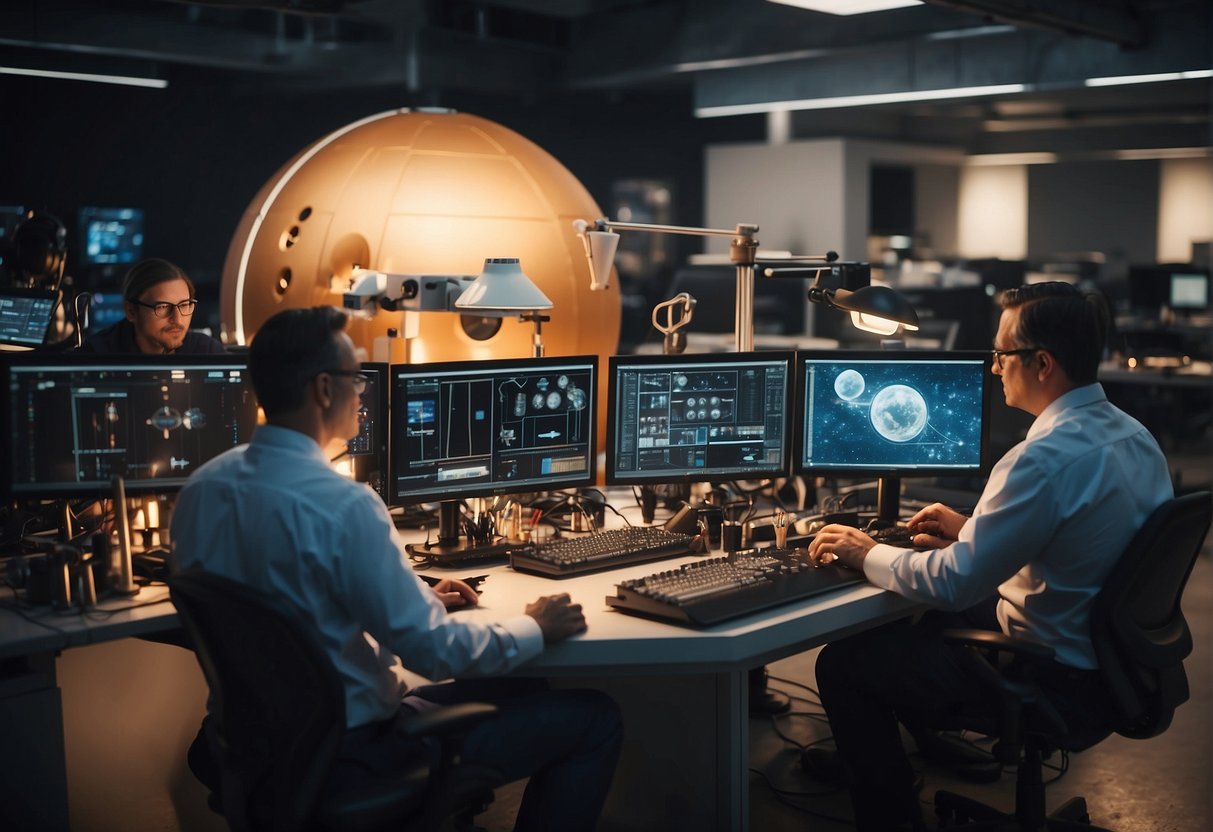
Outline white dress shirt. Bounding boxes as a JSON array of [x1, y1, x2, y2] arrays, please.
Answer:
[[862, 384, 1172, 669], [170, 424, 544, 728]]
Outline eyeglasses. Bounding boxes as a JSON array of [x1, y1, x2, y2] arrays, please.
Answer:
[[991, 347, 1041, 370], [320, 369, 370, 394], [131, 298, 198, 318]]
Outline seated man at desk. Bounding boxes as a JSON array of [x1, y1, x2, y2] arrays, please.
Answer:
[[76, 257, 226, 354], [171, 306, 621, 831], [807, 282, 1172, 832]]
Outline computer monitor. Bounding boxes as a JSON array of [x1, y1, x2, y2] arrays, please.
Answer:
[[348, 361, 389, 503], [606, 351, 795, 486], [390, 355, 597, 504], [78, 207, 145, 266], [2, 355, 259, 497], [84, 290, 128, 333], [0, 287, 57, 347], [795, 350, 992, 521], [1169, 271, 1209, 311]]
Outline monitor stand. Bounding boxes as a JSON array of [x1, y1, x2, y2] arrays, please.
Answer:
[[404, 500, 515, 565], [874, 477, 901, 528]]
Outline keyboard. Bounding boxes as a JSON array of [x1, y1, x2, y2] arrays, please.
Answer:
[[508, 526, 699, 578], [606, 549, 866, 626]]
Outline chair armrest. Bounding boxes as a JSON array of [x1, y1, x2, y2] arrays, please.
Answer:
[[941, 628, 1055, 662], [396, 702, 499, 741]]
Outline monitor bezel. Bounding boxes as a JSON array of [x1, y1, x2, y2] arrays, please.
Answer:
[[2, 352, 256, 498], [605, 350, 796, 487], [349, 361, 390, 503], [0, 286, 58, 347], [793, 349, 994, 480], [388, 354, 598, 505]]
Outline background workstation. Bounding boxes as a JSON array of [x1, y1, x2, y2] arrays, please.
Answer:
[[2, 1, 1212, 830]]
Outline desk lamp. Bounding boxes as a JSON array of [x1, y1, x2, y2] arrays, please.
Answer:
[[455, 258, 554, 357], [762, 263, 921, 336]]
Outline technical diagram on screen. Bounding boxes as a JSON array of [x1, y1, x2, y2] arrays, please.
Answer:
[[3, 356, 259, 496], [391, 356, 597, 503], [606, 352, 794, 485]]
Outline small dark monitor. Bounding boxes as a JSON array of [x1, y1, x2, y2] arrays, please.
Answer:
[[78, 207, 144, 266], [0, 287, 57, 347], [606, 351, 794, 485], [2, 355, 259, 497], [390, 355, 597, 504], [1169, 271, 1209, 310], [84, 290, 128, 333], [795, 350, 992, 478], [348, 362, 390, 503], [1127, 264, 1174, 312]]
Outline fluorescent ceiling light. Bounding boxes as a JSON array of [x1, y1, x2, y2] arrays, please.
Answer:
[[767, 0, 922, 14], [966, 152, 1058, 166], [1085, 69, 1212, 87], [1113, 147, 1211, 161], [0, 65, 167, 89], [696, 83, 1025, 118]]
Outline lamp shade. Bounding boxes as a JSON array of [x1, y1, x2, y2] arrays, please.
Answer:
[[455, 258, 553, 314], [832, 285, 920, 334]]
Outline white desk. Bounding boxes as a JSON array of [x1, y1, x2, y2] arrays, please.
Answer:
[[422, 554, 919, 831]]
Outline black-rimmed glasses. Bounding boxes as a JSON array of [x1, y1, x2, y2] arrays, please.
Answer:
[[131, 298, 198, 318], [320, 369, 371, 394], [991, 348, 1041, 370]]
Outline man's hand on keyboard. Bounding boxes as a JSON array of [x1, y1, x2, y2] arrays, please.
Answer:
[[526, 593, 587, 642], [807, 524, 877, 570], [906, 502, 966, 548]]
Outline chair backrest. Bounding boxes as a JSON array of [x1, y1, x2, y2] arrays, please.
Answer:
[[169, 569, 347, 832], [1090, 491, 1212, 739]]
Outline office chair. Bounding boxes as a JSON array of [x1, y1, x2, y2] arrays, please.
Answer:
[[168, 569, 501, 832], [933, 490, 1212, 831]]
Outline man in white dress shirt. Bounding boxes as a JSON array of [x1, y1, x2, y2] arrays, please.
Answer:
[[807, 282, 1172, 832], [172, 306, 621, 831]]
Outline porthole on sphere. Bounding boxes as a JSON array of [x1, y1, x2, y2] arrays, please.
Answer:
[[298, 206, 313, 222], [275, 268, 292, 296], [280, 225, 300, 251], [461, 315, 502, 341]]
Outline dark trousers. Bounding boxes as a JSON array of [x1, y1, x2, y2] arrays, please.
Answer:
[[332, 678, 623, 832], [815, 598, 1108, 832]]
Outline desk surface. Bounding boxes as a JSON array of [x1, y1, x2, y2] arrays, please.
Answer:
[[0, 584, 176, 660]]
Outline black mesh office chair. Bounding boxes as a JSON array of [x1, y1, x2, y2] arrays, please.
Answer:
[[933, 491, 1212, 831], [168, 569, 501, 832]]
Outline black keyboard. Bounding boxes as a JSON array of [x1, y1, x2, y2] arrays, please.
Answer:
[[509, 526, 698, 578], [606, 549, 866, 626]]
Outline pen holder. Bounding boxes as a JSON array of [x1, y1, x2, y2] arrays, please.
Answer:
[[722, 520, 743, 553]]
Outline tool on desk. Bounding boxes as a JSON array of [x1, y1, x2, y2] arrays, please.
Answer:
[[774, 511, 789, 550]]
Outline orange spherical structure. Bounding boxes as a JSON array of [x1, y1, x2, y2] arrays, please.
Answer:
[[219, 109, 620, 367]]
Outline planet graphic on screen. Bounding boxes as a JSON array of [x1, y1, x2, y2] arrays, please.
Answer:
[[869, 384, 928, 442], [834, 369, 865, 401]]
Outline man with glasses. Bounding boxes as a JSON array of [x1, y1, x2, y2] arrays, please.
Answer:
[[171, 306, 621, 832], [77, 257, 226, 354], [803, 282, 1172, 832]]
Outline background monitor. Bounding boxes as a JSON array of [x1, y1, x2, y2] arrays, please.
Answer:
[[0, 287, 57, 347], [1127, 264, 1184, 312], [78, 207, 145, 266], [348, 361, 389, 503], [795, 350, 992, 479], [84, 290, 129, 333], [2, 355, 259, 497], [1169, 271, 1209, 311], [390, 355, 597, 504], [606, 351, 794, 486]]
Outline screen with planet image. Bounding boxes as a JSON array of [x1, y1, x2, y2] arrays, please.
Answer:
[[606, 351, 794, 485], [795, 350, 992, 477], [390, 355, 597, 503], [2, 355, 258, 497]]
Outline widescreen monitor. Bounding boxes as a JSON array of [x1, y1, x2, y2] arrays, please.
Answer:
[[795, 350, 992, 479], [390, 355, 597, 504], [606, 351, 794, 485], [2, 355, 258, 497], [78, 207, 144, 266], [348, 361, 390, 503], [1169, 271, 1209, 311], [0, 287, 57, 347]]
